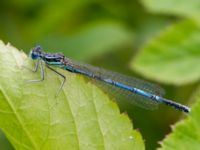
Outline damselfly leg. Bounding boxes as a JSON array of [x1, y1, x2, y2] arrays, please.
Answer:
[[45, 64, 66, 97], [24, 60, 44, 83], [23, 59, 40, 72], [24, 58, 66, 96]]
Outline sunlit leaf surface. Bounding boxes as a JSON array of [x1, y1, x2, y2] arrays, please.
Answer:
[[141, 0, 200, 24], [0, 41, 144, 150]]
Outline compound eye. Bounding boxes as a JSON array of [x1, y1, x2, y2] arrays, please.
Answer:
[[30, 51, 39, 60]]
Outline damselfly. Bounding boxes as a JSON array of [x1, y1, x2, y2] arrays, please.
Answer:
[[26, 46, 190, 113]]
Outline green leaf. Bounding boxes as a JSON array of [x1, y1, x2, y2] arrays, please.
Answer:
[[141, 0, 200, 24], [41, 22, 133, 61], [131, 20, 200, 85], [0, 41, 144, 150], [159, 89, 200, 150]]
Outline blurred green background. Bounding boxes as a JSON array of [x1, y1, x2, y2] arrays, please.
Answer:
[[0, 0, 198, 150]]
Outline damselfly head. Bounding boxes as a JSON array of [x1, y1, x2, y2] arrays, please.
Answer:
[[30, 45, 43, 60]]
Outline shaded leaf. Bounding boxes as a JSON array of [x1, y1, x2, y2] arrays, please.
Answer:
[[131, 20, 200, 85], [0, 129, 14, 150], [24, 0, 91, 40], [0, 40, 144, 150]]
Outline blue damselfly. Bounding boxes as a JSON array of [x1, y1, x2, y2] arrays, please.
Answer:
[[26, 46, 190, 113]]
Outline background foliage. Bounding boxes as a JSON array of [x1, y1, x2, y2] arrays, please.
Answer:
[[0, 0, 199, 149]]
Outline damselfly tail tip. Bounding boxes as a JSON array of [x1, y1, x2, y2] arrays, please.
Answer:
[[184, 107, 191, 113], [173, 102, 191, 114], [160, 97, 190, 114]]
